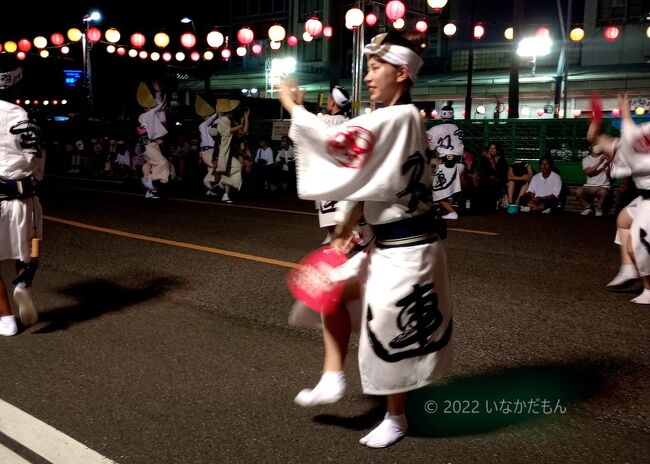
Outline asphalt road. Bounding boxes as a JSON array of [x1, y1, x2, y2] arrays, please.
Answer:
[[0, 178, 648, 464]]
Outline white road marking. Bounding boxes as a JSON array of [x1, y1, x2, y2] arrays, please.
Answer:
[[0, 443, 31, 464], [0, 399, 117, 464]]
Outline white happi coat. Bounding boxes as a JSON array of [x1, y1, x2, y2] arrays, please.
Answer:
[[290, 104, 453, 395], [138, 103, 170, 183], [610, 119, 650, 276], [427, 122, 464, 201], [0, 100, 44, 262]]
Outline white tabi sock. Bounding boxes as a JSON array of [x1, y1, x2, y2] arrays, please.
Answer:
[[294, 371, 346, 407], [359, 413, 408, 448], [631, 288, 650, 304], [0, 315, 18, 337], [607, 264, 638, 287]]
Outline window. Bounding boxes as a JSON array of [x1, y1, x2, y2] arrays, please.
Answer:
[[299, 0, 323, 19], [597, 0, 647, 22], [299, 38, 323, 62]]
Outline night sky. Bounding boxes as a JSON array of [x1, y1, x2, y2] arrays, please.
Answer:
[[0, 0, 586, 117]]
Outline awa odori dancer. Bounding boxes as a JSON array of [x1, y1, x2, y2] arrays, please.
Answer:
[[0, 54, 43, 336], [427, 105, 464, 220], [588, 93, 650, 304], [289, 85, 376, 407], [137, 81, 171, 199], [279, 32, 453, 448]]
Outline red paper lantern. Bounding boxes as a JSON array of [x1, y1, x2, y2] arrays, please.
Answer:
[[130, 33, 146, 49], [237, 27, 254, 45], [86, 27, 101, 43], [221, 48, 231, 60], [612, 108, 621, 117], [573, 109, 582, 117], [180, 32, 197, 49], [117, 47, 126, 56], [305, 17, 323, 37], [190, 51, 201, 61], [323, 25, 333, 38], [604, 25, 619, 41], [287, 35, 298, 47], [17, 39, 31, 53], [50, 33, 65, 46], [162, 51, 172, 62], [251, 43, 263, 55], [16, 52, 26, 61], [416, 20, 428, 33], [365, 13, 378, 27], [385, 1, 406, 22], [536, 109, 544, 117]]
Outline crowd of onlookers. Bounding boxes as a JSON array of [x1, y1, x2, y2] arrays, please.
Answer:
[[44, 127, 629, 216], [448, 141, 624, 217]]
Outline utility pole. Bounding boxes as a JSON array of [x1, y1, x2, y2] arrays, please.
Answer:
[[507, 0, 525, 118], [464, 0, 476, 120]]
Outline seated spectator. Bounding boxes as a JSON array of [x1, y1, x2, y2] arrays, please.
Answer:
[[576, 145, 610, 216], [460, 149, 480, 212], [113, 140, 132, 177], [275, 135, 295, 191], [519, 155, 563, 213], [612, 177, 638, 216], [507, 160, 533, 206], [477, 142, 509, 212], [253, 138, 275, 192]]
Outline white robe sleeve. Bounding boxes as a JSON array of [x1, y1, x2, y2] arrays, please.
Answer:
[[290, 105, 429, 202]]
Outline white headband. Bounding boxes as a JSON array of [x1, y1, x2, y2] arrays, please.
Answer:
[[331, 87, 350, 108], [363, 33, 423, 82], [0, 67, 23, 90]]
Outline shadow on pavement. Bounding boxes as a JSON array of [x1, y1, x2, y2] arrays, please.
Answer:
[[32, 276, 181, 333], [312, 397, 386, 431], [405, 359, 632, 437]]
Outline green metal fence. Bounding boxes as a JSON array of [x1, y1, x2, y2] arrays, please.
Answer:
[[426, 118, 622, 185], [246, 117, 640, 186]]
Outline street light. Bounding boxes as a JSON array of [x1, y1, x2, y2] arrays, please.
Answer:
[[517, 34, 552, 76], [82, 10, 101, 114], [266, 57, 297, 117]]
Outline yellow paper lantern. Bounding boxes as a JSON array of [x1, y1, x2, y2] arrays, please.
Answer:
[[39, 50, 49, 58], [646, 26, 650, 39], [635, 107, 645, 116], [4, 41, 17, 53], [569, 27, 584, 42], [33, 36, 47, 49], [67, 28, 82, 42], [504, 27, 514, 40], [268, 24, 286, 42], [154, 32, 170, 48], [105, 28, 121, 44]]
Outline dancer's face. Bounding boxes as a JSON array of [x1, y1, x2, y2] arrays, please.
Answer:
[[364, 57, 406, 106]]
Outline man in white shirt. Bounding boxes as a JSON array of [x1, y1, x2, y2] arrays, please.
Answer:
[[576, 146, 610, 216], [275, 135, 295, 191], [254, 138, 275, 191], [519, 156, 563, 213]]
